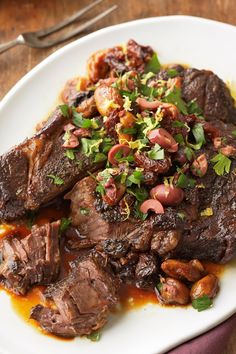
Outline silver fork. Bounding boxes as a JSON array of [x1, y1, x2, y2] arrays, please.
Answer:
[[0, 0, 117, 54]]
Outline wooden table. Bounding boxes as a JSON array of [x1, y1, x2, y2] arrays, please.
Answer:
[[0, 0, 236, 352]]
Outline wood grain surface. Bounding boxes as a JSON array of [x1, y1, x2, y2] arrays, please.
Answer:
[[0, 1, 236, 353]]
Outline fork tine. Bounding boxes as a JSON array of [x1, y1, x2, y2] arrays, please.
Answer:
[[36, 0, 105, 38], [36, 5, 118, 48]]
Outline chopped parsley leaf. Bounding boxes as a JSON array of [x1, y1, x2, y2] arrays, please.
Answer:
[[192, 123, 206, 149], [59, 104, 70, 118], [140, 84, 158, 98], [176, 173, 196, 188], [127, 170, 144, 187], [148, 144, 164, 160], [163, 87, 188, 115], [174, 133, 185, 145], [59, 217, 71, 234], [156, 282, 163, 292], [72, 109, 92, 129], [93, 153, 107, 163], [81, 138, 103, 157], [64, 149, 76, 160], [145, 52, 161, 74], [167, 68, 178, 78], [87, 331, 101, 342], [211, 153, 231, 176], [187, 100, 203, 116], [47, 174, 64, 185], [134, 201, 148, 220], [232, 130, 236, 137], [192, 295, 213, 312], [121, 127, 137, 135], [96, 183, 105, 195], [184, 147, 195, 161], [127, 186, 148, 202], [119, 89, 139, 102]]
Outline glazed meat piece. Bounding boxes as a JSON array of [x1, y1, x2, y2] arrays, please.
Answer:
[[0, 221, 60, 295], [126, 209, 183, 253], [182, 68, 236, 123], [65, 176, 138, 243], [135, 253, 158, 288], [0, 109, 103, 221], [30, 252, 119, 337]]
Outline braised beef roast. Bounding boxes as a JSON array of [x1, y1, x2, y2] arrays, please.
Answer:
[[0, 38, 236, 339], [182, 68, 236, 124], [30, 252, 119, 337], [0, 108, 103, 221], [0, 221, 60, 295], [65, 176, 139, 243]]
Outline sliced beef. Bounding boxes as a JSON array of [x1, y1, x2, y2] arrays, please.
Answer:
[[0, 221, 60, 294], [0, 109, 103, 221], [30, 252, 119, 337], [173, 163, 236, 263], [65, 176, 138, 243], [182, 68, 236, 123]]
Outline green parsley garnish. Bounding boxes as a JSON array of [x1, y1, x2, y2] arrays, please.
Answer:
[[148, 144, 164, 160], [140, 84, 158, 98], [145, 52, 161, 74], [119, 89, 139, 102], [80, 207, 90, 216], [127, 186, 148, 202], [81, 138, 103, 157], [121, 127, 137, 135], [191, 123, 206, 150], [184, 147, 195, 161], [59, 104, 70, 118], [156, 282, 163, 292], [172, 120, 187, 129], [211, 153, 231, 176], [232, 130, 236, 137], [59, 217, 71, 234], [96, 183, 105, 195], [176, 173, 196, 188], [47, 174, 64, 185], [192, 295, 213, 312], [167, 68, 178, 78], [64, 149, 76, 160], [134, 201, 148, 220], [127, 170, 144, 187], [163, 87, 188, 115], [174, 133, 185, 145], [72, 109, 92, 129], [86, 331, 101, 342], [94, 152, 107, 163], [187, 100, 203, 116]]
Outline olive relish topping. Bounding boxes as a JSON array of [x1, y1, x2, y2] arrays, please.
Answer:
[[57, 50, 235, 219]]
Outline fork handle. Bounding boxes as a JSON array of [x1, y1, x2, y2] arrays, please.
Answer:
[[0, 35, 25, 54]]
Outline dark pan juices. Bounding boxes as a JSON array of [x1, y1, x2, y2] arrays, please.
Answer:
[[0, 39, 235, 339]]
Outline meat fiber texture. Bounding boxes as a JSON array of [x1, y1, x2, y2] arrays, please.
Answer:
[[0, 108, 102, 221], [0, 221, 60, 295], [30, 252, 119, 337]]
